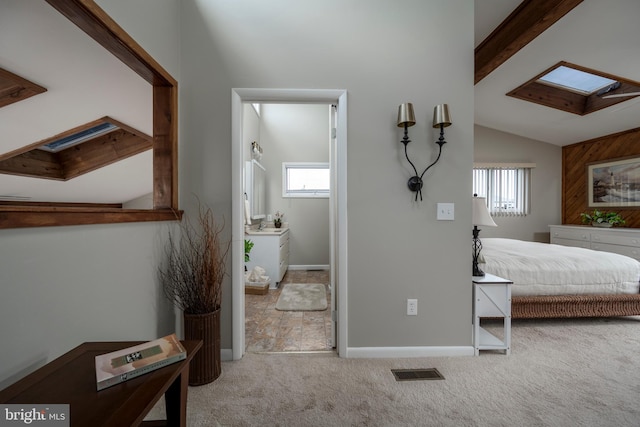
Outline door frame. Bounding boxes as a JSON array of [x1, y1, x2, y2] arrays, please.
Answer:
[[231, 88, 348, 359]]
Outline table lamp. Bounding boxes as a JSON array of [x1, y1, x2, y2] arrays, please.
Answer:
[[472, 194, 497, 276]]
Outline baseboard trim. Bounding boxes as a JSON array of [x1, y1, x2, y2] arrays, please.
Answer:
[[345, 346, 474, 358], [221, 349, 233, 361], [288, 265, 330, 271], [226, 347, 473, 359]]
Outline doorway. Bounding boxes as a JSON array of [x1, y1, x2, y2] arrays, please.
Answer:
[[231, 89, 348, 360], [244, 103, 332, 352]]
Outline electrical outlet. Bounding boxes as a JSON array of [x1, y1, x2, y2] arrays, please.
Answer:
[[407, 299, 418, 316]]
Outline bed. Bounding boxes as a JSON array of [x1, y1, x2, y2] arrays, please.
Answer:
[[479, 238, 640, 318]]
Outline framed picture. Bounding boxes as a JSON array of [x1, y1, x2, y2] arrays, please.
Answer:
[[588, 156, 640, 207]]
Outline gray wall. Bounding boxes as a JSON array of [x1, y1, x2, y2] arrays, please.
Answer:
[[260, 104, 331, 267], [183, 0, 475, 349], [474, 125, 562, 242], [1, 0, 475, 387], [242, 104, 260, 168]]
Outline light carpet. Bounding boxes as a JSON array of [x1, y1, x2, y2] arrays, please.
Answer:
[[147, 316, 640, 426], [275, 283, 327, 311]]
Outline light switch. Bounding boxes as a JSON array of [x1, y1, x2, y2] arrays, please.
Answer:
[[437, 203, 455, 220]]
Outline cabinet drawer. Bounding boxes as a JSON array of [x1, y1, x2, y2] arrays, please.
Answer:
[[551, 237, 590, 249], [280, 239, 289, 260], [279, 261, 288, 281], [279, 230, 289, 246], [591, 232, 640, 248], [550, 227, 589, 242], [591, 242, 640, 260]]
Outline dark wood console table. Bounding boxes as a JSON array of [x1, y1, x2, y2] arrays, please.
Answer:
[[0, 340, 202, 427]]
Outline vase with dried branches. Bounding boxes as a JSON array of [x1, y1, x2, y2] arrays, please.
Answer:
[[159, 203, 229, 385]]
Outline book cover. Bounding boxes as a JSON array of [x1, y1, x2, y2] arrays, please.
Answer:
[[95, 333, 186, 391]]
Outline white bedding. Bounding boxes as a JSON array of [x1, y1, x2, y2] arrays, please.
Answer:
[[480, 238, 640, 296]]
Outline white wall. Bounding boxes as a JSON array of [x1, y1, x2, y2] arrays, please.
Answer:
[[0, 1, 181, 387], [260, 104, 331, 267], [183, 0, 475, 350], [474, 125, 562, 242]]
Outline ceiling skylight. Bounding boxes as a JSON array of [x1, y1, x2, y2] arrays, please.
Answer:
[[537, 65, 617, 94], [39, 121, 118, 153], [0, 117, 151, 181], [508, 61, 640, 115]]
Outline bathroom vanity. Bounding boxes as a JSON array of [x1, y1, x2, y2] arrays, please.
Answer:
[[245, 228, 289, 288]]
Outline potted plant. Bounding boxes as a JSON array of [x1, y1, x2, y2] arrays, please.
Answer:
[[580, 209, 625, 228], [244, 239, 254, 272], [274, 210, 284, 228], [158, 203, 230, 385]]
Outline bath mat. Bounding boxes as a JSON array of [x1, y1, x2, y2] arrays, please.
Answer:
[[275, 283, 328, 311]]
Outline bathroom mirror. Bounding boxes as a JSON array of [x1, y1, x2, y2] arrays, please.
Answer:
[[245, 159, 266, 220]]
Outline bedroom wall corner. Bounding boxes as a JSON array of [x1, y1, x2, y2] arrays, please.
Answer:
[[474, 125, 562, 241]]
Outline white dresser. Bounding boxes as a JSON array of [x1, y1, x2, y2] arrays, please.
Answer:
[[549, 225, 640, 261], [245, 229, 290, 288]]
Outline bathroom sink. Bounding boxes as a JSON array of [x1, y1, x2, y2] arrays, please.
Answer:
[[246, 227, 287, 235]]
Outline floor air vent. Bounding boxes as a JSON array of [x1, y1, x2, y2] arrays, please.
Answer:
[[391, 368, 445, 382]]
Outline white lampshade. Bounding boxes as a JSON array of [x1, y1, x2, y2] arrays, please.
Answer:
[[472, 196, 497, 227]]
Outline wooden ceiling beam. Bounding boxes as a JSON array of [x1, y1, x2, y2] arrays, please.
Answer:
[[44, 0, 175, 87], [0, 68, 47, 108], [474, 0, 583, 84]]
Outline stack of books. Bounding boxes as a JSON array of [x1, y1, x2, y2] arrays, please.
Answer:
[[95, 333, 186, 391]]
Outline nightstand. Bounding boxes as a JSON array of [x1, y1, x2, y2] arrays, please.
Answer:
[[473, 273, 512, 355]]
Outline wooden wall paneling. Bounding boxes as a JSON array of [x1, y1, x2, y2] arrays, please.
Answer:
[[562, 127, 640, 227]]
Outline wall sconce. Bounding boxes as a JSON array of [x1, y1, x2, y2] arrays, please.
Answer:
[[251, 141, 263, 160], [397, 103, 452, 201], [472, 194, 497, 276]]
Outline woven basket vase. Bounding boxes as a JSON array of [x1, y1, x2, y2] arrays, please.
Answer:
[[183, 309, 221, 385]]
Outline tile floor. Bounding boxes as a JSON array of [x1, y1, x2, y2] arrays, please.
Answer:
[[245, 269, 333, 353]]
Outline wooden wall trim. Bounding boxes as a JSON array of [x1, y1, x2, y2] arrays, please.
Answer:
[[0, 206, 181, 229]]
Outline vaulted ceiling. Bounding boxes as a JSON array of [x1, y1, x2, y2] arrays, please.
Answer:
[[2, 1, 639, 203], [475, 0, 640, 146]]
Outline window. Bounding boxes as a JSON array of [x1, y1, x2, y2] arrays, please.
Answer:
[[473, 163, 534, 217], [537, 65, 617, 95], [282, 162, 330, 198]]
